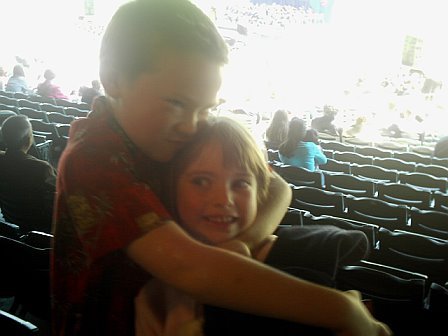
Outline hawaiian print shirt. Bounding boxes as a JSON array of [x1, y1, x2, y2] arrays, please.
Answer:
[[51, 107, 171, 335]]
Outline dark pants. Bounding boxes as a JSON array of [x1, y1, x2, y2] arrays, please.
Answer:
[[203, 225, 369, 335]]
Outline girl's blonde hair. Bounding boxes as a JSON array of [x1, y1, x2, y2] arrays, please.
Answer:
[[172, 117, 270, 207]]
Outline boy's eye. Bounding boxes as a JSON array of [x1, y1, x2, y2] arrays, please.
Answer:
[[167, 99, 185, 109]]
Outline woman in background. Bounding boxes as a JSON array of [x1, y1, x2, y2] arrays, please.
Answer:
[[279, 117, 327, 171], [5, 64, 30, 94], [264, 109, 289, 150]]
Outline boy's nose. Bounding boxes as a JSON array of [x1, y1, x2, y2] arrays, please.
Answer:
[[177, 114, 200, 136]]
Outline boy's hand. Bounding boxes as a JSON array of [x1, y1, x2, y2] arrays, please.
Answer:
[[337, 290, 393, 336]]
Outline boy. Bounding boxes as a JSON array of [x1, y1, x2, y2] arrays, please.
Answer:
[[51, 1, 390, 335]]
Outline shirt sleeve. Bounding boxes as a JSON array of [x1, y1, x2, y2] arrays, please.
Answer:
[[313, 144, 328, 165]]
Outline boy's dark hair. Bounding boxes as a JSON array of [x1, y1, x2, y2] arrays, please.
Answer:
[[100, 0, 228, 87], [1, 115, 33, 151]]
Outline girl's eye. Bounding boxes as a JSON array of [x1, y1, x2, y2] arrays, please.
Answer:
[[191, 176, 210, 187], [234, 179, 251, 189]]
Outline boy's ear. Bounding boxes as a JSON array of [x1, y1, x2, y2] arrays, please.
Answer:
[[100, 68, 120, 98]]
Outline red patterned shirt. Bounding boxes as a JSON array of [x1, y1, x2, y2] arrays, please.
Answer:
[[51, 108, 171, 335]]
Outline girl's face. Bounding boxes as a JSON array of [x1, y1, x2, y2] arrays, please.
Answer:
[[176, 140, 258, 245]]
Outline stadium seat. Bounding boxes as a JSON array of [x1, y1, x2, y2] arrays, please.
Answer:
[[274, 165, 325, 189], [409, 207, 448, 240], [355, 145, 393, 158], [398, 171, 448, 193], [373, 157, 415, 173], [333, 151, 374, 165], [351, 164, 398, 183], [344, 196, 409, 231], [291, 185, 345, 217], [376, 182, 432, 210], [324, 172, 376, 197]]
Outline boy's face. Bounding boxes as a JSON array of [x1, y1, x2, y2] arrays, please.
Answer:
[[176, 140, 258, 245], [113, 53, 222, 162]]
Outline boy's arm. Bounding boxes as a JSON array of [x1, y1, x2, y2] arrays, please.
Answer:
[[127, 221, 391, 336], [219, 171, 291, 254]]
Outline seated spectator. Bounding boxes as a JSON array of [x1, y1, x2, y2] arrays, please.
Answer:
[[264, 109, 289, 150], [36, 69, 68, 99], [5, 64, 31, 94], [0, 66, 7, 91], [79, 79, 102, 107], [304, 128, 320, 145], [0, 115, 56, 233], [279, 117, 327, 171], [311, 105, 338, 135], [434, 136, 448, 158]]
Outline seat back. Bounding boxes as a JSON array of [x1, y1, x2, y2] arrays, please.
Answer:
[[320, 140, 355, 152], [355, 146, 393, 158], [324, 172, 376, 197], [0, 235, 51, 320], [336, 261, 428, 336], [291, 186, 345, 217], [409, 207, 448, 240], [373, 228, 448, 285], [399, 171, 448, 193], [376, 182, 432, 210], [432, 157, 448, 169], [47, 112, 75, 125], [275, 165, 324, 189], [394, 151, 432, 165], [16, 99, 41, 110], [0, 96, 18, 107], [279, 207, 306, 226], [39, 103, 65, 114], [373, 157, 415, 173], [333, 151, 374, 165], [320, 158, 351, 174], [344, 196, 409, 231], [433, 191, 448, 212], [415, 163, 448, 179], [352, 164, 398, 183], [17, 108, 49, 122]]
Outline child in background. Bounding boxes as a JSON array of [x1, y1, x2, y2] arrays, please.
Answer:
[[51, 1, 391, 335]]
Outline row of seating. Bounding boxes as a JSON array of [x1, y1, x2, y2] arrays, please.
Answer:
[[335, 259, 447, 335], [280, 209, 448, 285], [0, 101, 89, 119], [285, 185, 448, 239], [320, 139, 441, 164], [0, 91, 90, 111], [272, 163, 448, 211]]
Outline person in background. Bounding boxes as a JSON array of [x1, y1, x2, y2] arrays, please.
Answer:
[[279, 117, 327, 171], [5, 64, 31, 94], [51, 1, 390, 336], [264, 109, 289, 150], [80, 79, 102, 107], [434, 135, 448, 158], [311, 105, 338, 136], [0, 115, 56, 234], [36, 69, 68, 99], [0, 66, 8, 91]]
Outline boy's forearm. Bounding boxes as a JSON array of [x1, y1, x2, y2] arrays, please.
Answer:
[[232, 172, 291, 251]]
